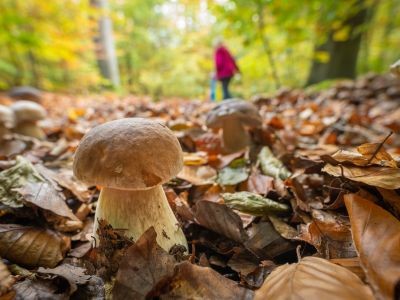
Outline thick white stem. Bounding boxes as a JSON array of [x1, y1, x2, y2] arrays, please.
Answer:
[[14, 121, 45, 140], [93, 185, 188, 252], [222, 119, 251, 153], [0, 125, 9, 141]]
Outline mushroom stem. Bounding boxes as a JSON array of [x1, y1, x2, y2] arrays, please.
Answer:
[[93, 185, 187, 252], [221, 119, 251, 153], [14, 121, 45, 139], [0, 125, 9, 141]]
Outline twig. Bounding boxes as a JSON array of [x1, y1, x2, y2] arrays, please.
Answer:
[[366, 131, 393, 165]]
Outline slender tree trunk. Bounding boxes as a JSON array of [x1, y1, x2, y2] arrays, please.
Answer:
[[306, 0, 368, 86], [256, 2, 281, 90], [91, 0, 120, 88]]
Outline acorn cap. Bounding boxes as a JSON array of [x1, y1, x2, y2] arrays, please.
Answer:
[[11, 101, 46, 122], [8, 86, 42, 102], [0, 105, 14, 128], [73, 118, 183, 190], [206, 99, 262, 128]]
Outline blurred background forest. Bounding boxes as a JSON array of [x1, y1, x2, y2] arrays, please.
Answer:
[[0, 0, 399, 99]]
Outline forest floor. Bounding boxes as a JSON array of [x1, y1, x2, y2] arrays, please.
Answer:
[[0, 73, 400, 299]]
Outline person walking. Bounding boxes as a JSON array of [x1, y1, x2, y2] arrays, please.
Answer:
[[214, 39, 240, 100]]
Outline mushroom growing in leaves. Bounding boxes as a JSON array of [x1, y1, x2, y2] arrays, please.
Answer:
[[73, 118, 188, 252], [0, 105, 14, 141], [206, 99, 262, 153], [391, 59, 400, 77], [8, 86, 42, 103], [11, 101, 46, 139]]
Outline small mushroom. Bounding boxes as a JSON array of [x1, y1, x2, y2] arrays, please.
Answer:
[[8, 86, 42, 103], [391, 59, 400, 78], [206, 99, 262, 153], [73, 118, 188, 252], [0, 105, 14, 141], [11, 100, 47, 139]]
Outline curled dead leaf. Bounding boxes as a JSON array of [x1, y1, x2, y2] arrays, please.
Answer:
[[0, 224, 69, 268], [254, 256, 374, 300], [345, 194, 400, 299]]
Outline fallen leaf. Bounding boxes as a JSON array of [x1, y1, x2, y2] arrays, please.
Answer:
[[38, 264, 91, 295], [0, 259, 14, 297], [323, 164, 400, 189], [376, 188, 400, 218], [112, 227, 176, 300], [70, 275, 104, 300], [217, 166, 249, 186], [254, 257, 374, 300], [345, 194, 400, 299], [0, 156, 43, 208], [246, 171, 274, 195], [0, 224, 69, 268], [222, 192, 289, 216], [258, 146, 291, 180], [182, 152, 208, 165], [16, 182, 79, 221], [330, 257, 365, 281], [195, 200, 248, 243], [160, 261, 254, 299], [13, 278, 67, 300], [268, 215, 298, 240], [177, 165, 216, 185]]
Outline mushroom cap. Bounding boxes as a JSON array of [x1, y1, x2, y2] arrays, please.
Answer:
[[73, 118, 183, 190], [206, 99, 262, 128], [11, 101, 46, 122], [8, 86, 42, 102], [0, 105, 14, 128]]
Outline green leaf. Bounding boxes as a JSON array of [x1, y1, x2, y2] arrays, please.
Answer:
[[0, 156, 44, 208], [217, 166, 249, 186], [222, 191, 289, 216], [258, 147, 291, 180]]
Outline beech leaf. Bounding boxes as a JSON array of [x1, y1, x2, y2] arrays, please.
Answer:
[[323, 164, 400, 189], [254, 257, 374, 300], [345, 194, 400, 299], [258, 146, 291, 180], [0, 224, 69, 268]]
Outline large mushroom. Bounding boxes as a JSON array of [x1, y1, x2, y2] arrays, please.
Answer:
[[0, 105, 14, 141], [391, 59, 400, 77], [11, 101, 46, 139], [73, 118, 188, 252], [8, 86, 42, 103], [206, 99, 262, 153]]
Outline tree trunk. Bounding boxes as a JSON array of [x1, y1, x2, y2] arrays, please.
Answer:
[[91, 0, 120, 88], [306, 1, 368, 86]]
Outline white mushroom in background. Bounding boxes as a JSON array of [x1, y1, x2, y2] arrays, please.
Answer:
[[0, 105, 15, 141], [206, 99, 262, 154], [10, 100, 47, 140]]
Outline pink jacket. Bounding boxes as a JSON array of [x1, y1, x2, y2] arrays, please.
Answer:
[[215, 46, 239, 80]]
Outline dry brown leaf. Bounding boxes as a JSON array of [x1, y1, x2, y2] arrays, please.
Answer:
[[254, 256, 374, 300], [13, 278, 67, 300], [112, 227, 176, 300], [323, 164, 400, 189], [0, 224, 69, 268], [161, 261, 253, 299], [246, 171, 274, 195], [177, 165, 216, 185], [16, 181, 79, 221], [376, 188, 400, 218], [0, 259, 14, 297], [298, 209, 356, 259], [195, 200, 248, 243], [38, 264, 91, 295], [345, 194, 400, 299]]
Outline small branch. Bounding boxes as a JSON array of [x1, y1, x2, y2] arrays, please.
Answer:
[[366, 131, 393, 165]]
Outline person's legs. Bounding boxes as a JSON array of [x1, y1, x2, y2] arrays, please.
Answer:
[[221, 77, 232, 99]]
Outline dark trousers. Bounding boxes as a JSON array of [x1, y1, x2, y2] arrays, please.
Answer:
[[220, 76, 232, 99]]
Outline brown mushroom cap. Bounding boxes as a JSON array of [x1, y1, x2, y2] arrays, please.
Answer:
[[73, 118, 183, 190], [8, 86, 42, 102], [11, 101, 46, 123], [0, 105, 14, 128], [206, 99, 262, 128]]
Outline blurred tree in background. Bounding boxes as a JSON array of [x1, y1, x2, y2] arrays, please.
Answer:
[[0, 0, 398, 98]]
